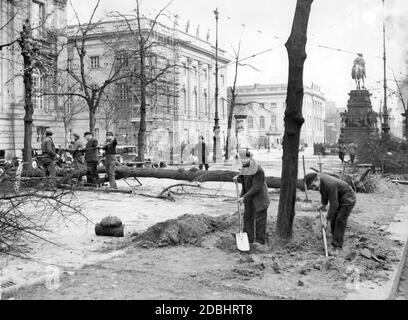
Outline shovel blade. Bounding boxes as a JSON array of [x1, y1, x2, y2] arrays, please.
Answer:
[[236, 232, 250, 251]]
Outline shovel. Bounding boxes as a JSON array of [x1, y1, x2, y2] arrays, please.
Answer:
[[318, 209, 329, 257], [235, 181, 250, 252]]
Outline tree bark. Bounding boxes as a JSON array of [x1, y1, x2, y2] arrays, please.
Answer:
[[19, 24, 34, 170], [276, 0, 313, 241], [89, 107, 96, 136]]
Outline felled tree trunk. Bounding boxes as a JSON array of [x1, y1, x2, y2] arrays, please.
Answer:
[[23, 166, 306, 190], [276, 0, 313, 241]]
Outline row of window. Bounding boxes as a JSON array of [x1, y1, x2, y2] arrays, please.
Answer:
[[247, 115, 276, 130]]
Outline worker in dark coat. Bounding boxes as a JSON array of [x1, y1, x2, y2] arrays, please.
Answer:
[[41, 128, 57, 185], [305, 172, 356, 255], [83, 131, 99, 187], [233, 150, 270, 248], [102, 131, 118, 188]]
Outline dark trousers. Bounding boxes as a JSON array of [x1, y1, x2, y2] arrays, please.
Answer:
[[42, 158, 56, 187], [86, 161, 99, 187], [350, 154, 355, 164], [339, 152, 345, 163], [243, 203, 267, 244], [105, 155, 117, 188], [199, 163, 209, 170], [330, 202, 355, 248]]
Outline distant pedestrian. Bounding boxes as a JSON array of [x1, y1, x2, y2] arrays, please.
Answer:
[[304, 172, 356, 256], [233, 150, 270, 249], [338, 142, 348, 164], [41, 128, 57, 186], [194, 136, 209, 171], [102, 131, 118, 188], [84, 131, 99, 187], [348, 141, 357, 164]]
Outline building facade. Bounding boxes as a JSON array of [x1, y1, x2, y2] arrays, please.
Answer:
[[0, 0, 68, 160], [233, 83, 326, 149], [66, 18, 230, 164]]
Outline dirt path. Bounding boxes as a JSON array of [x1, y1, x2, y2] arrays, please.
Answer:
[[7, 176, 406, 300]]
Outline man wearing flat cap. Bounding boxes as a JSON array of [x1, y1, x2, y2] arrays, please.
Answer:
[[233, 150, 270, 248], [41, 128, 57, 184], [84, 131, 99, 187]]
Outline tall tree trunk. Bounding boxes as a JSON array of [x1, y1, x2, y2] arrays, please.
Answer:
[[20, 34, 34, 170], [225, 94, 235, 160], [138, 55, 147, 162], [226, 55, 239, 160], [89, 107, 96, 135], [276, 0, 313, 241]]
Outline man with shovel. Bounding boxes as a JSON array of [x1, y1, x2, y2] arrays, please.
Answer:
[[233, 150, 270, 250], [304, 172, 356, 256]]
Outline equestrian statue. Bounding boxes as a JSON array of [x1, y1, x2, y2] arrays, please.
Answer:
[[351, 53, 366, 90]]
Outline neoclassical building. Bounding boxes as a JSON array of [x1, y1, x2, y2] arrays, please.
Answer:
[[66, 18, 230, 164], [233, 83, 326, 148], [0, 0, 67, 160]]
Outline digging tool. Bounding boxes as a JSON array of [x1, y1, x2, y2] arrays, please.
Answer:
[[319, 208, 329, 257], [234, 181, 250, 251]]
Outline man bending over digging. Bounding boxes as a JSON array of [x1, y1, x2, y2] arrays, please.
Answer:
[[304, 172, 356, 256]]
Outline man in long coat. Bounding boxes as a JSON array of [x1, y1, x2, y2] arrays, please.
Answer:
[[194, 136, 210, 171], [233, 150, 270, 247]]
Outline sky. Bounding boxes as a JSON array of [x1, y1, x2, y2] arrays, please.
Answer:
[[68, 0, 408, 112]]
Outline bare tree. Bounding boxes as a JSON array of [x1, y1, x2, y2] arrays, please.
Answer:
[[0, 168, 89, 257], [48, 0, 132, 135], [111, 0, 179, 161], [276, 0, 313, 241], [225, 41, 259, 160]]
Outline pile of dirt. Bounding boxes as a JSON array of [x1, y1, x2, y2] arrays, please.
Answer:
[[132, 213, 235, 247]]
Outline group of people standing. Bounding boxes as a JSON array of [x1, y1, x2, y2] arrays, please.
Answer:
[[338, 141, 357, 164], [40, 129, 118, 188]]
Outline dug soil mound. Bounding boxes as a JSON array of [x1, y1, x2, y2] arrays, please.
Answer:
[[132, 213, 235, 247]]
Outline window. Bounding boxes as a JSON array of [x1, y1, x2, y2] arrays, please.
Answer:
[[203, 69, 207, 80], [220, 75, 225, 86], [271, 103, 277, 109], [248, 116, 254, 129], [271, 114, 277, 129], [95, 128, 100, 140], [33, 71, 44, 110], [260, 116, 265, 129], [31, 1, 45, 38], [67, 59, 72, 70], [116, 54, 128, 67], [90, 56, 100, 69], [222, 99, 225, 118], [182, 62, 187, 76], [119, 83, 128, 108]]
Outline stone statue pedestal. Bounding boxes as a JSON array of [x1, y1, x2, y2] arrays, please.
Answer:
[[340, 90, 379, 144]]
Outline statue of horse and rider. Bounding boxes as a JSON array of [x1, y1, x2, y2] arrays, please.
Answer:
[[351, 53, 366, 90]]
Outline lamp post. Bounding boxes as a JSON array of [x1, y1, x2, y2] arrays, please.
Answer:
[[382, 0, 390, 136], [213, 8, 220, 163]]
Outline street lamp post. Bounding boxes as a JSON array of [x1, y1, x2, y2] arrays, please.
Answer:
[[213, 8, 220, 163], [382, 0, 390, 136]]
